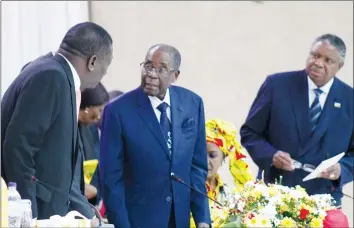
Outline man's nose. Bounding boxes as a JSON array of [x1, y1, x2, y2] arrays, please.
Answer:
[[314, 58, 324, 68], [146, 71, 158, 80]]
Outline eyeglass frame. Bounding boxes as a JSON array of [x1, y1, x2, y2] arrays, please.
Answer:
[[140, 62, 176, 76], [292, 160, 316, 173]]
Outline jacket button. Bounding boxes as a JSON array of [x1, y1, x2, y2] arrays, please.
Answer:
[[166, 196, 172, 202]]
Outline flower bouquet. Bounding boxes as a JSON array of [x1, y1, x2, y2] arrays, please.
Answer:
[[218, 180, 340, 227]]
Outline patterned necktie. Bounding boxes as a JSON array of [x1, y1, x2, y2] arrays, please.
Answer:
[[157, 102, 172, 153], [309, 88, 323, 134]]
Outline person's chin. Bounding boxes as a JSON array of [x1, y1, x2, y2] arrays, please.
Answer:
[[143, 85, 158, 96], [309, 72, 325, 83]]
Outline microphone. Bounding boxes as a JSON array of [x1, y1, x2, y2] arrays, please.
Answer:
[[329, 185, 354, 200], [26, 174, 103, 227], [170, 172, 223, 207]]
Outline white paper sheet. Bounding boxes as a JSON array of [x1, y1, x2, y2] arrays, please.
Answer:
[[303, 152, 345, 182]]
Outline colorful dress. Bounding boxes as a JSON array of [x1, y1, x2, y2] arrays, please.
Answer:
[[191, 119, 254, 227]]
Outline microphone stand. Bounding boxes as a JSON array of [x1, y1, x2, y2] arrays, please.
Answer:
[[170, 172, 223, 207]]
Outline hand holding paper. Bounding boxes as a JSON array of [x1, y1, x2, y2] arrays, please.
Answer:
[[303, 152, 345, 182], [319, 163, 341, 180]]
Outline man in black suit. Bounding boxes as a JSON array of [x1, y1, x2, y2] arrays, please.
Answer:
[[1, 22, 113, 219]]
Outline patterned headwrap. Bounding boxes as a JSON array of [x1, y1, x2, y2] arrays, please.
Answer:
[[205, 119, 253, 191]]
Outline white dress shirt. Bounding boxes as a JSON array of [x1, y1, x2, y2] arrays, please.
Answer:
[[56, 53, 81, 93], [55, 52, 81, 119], [307, 76, 334, 109], [148, 88, 171, 123]]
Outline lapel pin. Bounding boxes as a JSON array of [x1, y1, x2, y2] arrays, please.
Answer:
[[334, 102, 341, 108]]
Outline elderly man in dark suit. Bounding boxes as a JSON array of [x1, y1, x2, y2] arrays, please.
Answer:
[[241, 34, 354, 206], [100, 44, 211, 228], [1, 22, 113, 219]]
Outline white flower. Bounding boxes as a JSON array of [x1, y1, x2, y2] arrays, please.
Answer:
[[269, 196, 282, 205], [237, 200, 246, 212], [257, 215, 273, 227], [272, 217, 281, 226], [259, 204, 277, 219], [254, 184, 270, 197], [290, 189, 305, 199]]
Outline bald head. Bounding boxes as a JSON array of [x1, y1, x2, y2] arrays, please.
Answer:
[[146, 44, 181, 71]]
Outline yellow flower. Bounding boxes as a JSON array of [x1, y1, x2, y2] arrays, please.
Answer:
[[295, 185, 307, 193], [280, 217, 296, 227], [246, 217, 259, 227], [268, 186, 278, 196], [259, 216, 272, 227], [280, 203, 289, 212], [310, 218, 323, 228], [250, 190, 262, 199]]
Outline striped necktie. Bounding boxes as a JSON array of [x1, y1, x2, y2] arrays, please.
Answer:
[[309, 88, 323, 134]]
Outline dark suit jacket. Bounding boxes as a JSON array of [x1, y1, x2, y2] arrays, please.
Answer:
[[100, 86, 211, 228], [1, 53, 78, 219], [240, 70, 354, 204], [80, 123, 101, 205], [68, 128, 94, 219]]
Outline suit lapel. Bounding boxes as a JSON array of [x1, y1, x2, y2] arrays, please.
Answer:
[[290, 70, 309, 145], [136, 87, 171, 159], [169, 87, 183, 161], [53, 54, 78, 171], [300, 78, 341, 155]]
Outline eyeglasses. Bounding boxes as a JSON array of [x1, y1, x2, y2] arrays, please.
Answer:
[[292, 160, 315, 173], [140, 62, 174, 75]]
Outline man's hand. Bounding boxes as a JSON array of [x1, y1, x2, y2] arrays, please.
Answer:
[[272, 151, 295, 171], [197, 222, 210, 228], [319, 163, 341, 180]]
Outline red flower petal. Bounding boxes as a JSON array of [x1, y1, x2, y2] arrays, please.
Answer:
[[299, 208, 310, 220]]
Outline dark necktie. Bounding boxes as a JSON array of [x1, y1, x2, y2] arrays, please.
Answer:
[[157, 102, 172, 153], [309, 88, 323, 134]]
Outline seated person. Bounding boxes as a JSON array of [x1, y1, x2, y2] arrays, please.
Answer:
[[191, 119, 254, 227]]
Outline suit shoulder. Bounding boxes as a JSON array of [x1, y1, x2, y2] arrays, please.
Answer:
[[21, 57, 66, 80], [171, 85, 203, 102], [13, 59, 65, 90], [106, 87, 138, 109], [336, 77, 353, 91], [336, 78, 354, 102], [268, 69, 304, 81]]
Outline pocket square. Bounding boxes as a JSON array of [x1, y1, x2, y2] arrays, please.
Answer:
[[334, 102, 341, 108], [182, 118, 196, 129]]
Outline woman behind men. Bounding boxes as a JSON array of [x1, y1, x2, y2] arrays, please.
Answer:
[[191, 119, 254, 227], [79, 83, 109, 205]]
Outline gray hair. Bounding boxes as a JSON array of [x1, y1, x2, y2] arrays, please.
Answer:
[[147, 44, 181, 70], [312, 34, 346, 63]]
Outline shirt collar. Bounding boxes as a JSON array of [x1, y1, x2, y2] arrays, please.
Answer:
[[148, 88, 171, 109], [55, 52, 81, 91], [307, 76, 334, 94], [206, 174, 224, 199]]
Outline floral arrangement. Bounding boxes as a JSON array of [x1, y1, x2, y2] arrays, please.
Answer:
[[209, 180, 339, 228]]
